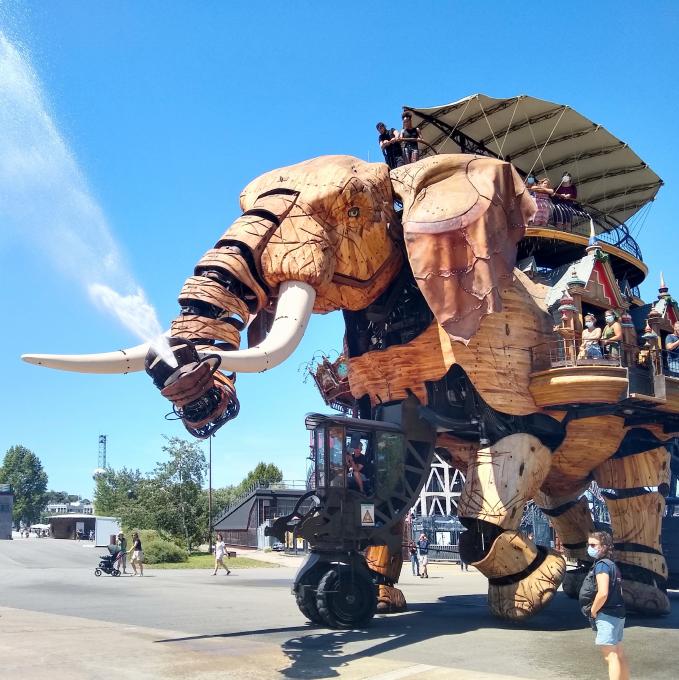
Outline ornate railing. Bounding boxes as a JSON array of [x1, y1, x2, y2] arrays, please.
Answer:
[[528, 198, 643, 262], [530, 339, 643, 372], [657, 349, 679, 379]]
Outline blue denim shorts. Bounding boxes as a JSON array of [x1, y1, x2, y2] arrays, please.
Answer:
[[595, 613, 625, 645]]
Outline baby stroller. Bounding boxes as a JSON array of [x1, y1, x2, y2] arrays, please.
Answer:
[[94, 544, 122, 577]]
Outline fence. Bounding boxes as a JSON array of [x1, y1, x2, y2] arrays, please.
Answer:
[[531, 339, 643, 372]]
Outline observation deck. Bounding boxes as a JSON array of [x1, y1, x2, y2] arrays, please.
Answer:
[[406, 94, 661, 292], [518, 205, 647, 288], [528, 339, 679, 427]]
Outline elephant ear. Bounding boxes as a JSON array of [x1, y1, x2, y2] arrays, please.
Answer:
[[390, 155, 535, 344]]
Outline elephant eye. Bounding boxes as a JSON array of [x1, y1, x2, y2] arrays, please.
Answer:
[[347, 207, 360, 218]]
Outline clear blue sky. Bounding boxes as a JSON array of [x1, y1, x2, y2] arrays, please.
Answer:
[[1, 1, 678, 497]]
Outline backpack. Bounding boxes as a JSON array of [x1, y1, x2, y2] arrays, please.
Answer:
[[578, 558, 625, 618]]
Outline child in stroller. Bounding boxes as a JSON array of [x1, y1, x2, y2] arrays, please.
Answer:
[[94, 544, 123, 577]]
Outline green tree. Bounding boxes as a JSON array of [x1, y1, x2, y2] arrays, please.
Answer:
[[236, 462, 283, 495], [94, 467, 144, 515], [143, 437, 208, 550], [45, 490, 69, 504], [211, 485, 237, 518], [0, 445, 48, 526]]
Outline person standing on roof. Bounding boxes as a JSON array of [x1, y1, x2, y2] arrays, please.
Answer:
[[400, 111, 423, 164], [376, 122, 404, 169]]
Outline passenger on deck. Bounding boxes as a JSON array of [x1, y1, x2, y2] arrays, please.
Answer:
[[400, 111, 423, 164], [553, 172, 578, 230], [665, 322, 679, 375], [554, 172, 577, 201], [579, 314, 603, 359], [376, 122, 404, 169], [601, 310, 623, 359], [527, 176, 554, 226]]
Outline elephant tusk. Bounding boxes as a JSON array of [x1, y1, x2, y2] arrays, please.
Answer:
[[21, 341, 152, 374], [21, 281, 316, 375], [203, 280, 316, 373]]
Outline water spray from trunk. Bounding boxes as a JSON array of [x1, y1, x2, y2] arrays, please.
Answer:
[[0, 31, 175, 367]]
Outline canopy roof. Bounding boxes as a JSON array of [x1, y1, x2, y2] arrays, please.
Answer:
[[406, 94, 662, 224]]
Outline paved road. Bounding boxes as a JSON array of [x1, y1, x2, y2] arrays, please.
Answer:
[[1, 538, 677, 679]]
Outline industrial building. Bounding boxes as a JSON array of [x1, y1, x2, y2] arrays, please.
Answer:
[[0, 484, 13, 540]]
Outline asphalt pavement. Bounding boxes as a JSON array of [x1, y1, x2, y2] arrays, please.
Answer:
[[1, 537, 677, 679]]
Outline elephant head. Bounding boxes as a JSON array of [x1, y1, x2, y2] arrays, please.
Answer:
[[22, 154, 534, 436]]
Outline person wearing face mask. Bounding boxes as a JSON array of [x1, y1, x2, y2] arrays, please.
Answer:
[[553, 171, 578, 230], [554, 171, 577, 201], [601, 310, 623, 359], [578, 532, 629, 680], [526, 175, 553, 226], [579, 313, 603, 359]]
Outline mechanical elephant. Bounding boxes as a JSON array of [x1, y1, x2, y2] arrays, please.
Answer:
[[24, 154, 673, 621]]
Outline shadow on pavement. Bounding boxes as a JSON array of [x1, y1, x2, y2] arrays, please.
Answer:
[[153, 588, 679, 679]]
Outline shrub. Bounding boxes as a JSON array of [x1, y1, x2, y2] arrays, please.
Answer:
[[143, 538, 188, 564], [123, 528, 160, 545]]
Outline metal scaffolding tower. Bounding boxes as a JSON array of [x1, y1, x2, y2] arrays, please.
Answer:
[[412, 451, 466, 516], [98, 434, 107, 469]]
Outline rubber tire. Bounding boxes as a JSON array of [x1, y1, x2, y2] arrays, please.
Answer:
[[94, 568, 102, 577], [112, 569, 121, 577], [316, 566, 377, 629], [294, 565, 326, 625]]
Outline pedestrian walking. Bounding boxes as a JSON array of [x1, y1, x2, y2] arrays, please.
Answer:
[[408, 541, 419, 576], [417, 532, 430, 578], [579, 531, 629, 680], [127, 531, 144, 576], [116, 532, 128, 574], [213, 533, 231, 575]]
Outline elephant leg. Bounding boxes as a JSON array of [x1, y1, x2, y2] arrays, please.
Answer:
[[365, 521, 407, 614], [459, 433, 566, 620], [535, 487, 594, 599], [593, 446, 671, 615]]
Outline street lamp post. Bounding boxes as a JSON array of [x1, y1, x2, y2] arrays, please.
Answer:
[[208, 436, 213, 554]]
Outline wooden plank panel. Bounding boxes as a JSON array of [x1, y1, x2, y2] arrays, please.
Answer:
[[529, 366, 629, 408], [348, 276, 554, 415], [595, 449, 671, 489], [459, 434, 551, 529], [603, 493, 666, 550], [541, 416, 626, 497], [616, 550, 668, 579]]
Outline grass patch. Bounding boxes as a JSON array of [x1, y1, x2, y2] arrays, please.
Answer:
[[146, 552, 279, 570]]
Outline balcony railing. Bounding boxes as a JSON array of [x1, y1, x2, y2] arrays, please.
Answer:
[[531, 339, 644, 372], [654, 349, 679, 379], [528, 196, 643, 262]]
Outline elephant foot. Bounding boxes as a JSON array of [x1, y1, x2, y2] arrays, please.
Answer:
[[562, 567, 588, 600], [376, 584, 407, 614], [488, 550, 566, 620], [622, 579, 670, 615], [472, 531, 566, 620]]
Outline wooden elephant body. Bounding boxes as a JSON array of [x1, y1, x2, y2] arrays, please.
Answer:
[[25, 153, 675, 621]]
